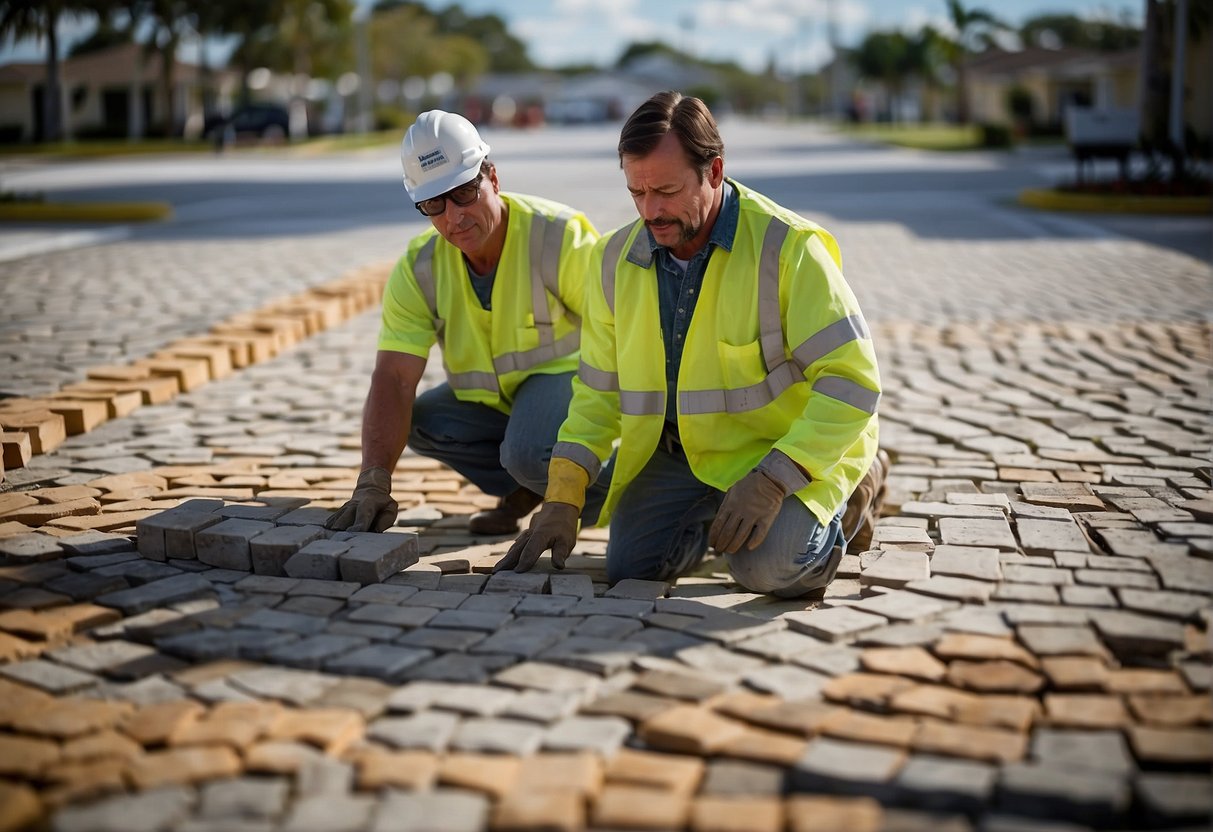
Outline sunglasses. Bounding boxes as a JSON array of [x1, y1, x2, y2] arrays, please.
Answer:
[[415, 174, 484, 217]]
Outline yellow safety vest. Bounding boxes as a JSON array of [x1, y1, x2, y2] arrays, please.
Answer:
[[555, 180, 880, 525], [378, 193, 598, 413]]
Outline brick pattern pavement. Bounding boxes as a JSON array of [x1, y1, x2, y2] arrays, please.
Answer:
[[1, 181, 1211, 829]]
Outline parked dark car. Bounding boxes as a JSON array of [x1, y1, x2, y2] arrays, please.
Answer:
[[204, 103, 292, 143]]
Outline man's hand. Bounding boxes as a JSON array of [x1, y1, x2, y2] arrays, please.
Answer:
[[494, 502, 580, 573], [708, 468, 788, 554], [324, 467, 398, 532]]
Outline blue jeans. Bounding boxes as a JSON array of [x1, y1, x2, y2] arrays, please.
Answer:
[[409, 372, 611, 525], [605, 443, 846, 598]]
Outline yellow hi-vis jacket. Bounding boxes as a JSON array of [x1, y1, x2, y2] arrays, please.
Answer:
[[553, 179, 880, 526], [378, 193, 599, 413]]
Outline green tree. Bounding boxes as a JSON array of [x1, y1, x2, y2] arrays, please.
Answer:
[[432, 4, 531, 72], [944, 0, 1006, 124], [853, 31, 914, 120], [1020, 13, 1142, 51], [0, 0, 98, 141]]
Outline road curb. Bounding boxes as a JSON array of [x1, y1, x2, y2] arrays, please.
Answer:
[[1018, 188, 1212, 216], [0, 201, 173, 223]]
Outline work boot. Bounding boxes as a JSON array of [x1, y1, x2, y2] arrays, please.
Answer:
[[468, 487, 544, 535], [841, 448, 890, 552]]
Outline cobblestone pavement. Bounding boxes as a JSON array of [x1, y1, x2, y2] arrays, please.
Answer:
[[0, 123, 1210, 831]]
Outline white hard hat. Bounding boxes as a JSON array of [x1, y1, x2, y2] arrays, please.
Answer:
[[400, 110, 491, 202]]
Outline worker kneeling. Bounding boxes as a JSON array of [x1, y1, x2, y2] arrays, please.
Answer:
[[496, 91, 887, 598]]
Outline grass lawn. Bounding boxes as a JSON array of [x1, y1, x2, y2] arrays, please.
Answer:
[[0, 131, 400, 159], [840, 123, 985, 151]]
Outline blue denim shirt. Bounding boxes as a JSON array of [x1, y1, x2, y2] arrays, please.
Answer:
[[647, 182, 739, 428]]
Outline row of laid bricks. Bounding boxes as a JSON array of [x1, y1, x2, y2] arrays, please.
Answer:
[[135, 498, 418, 585], [0, 262, 392, 478], [0, 676, 1207, 828]]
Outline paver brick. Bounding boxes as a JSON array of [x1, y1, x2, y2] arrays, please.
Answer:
[[249, 524, 327, 576], [912, 719, 1027, 763], [336, 531, 418, 584], [492, 791, 585, 832], [592, 785, 689, 831], [639, 705, 748, 754], [126, 744, 242, 789], [792, 736, 906, 795], [438, 752, 520, 799]]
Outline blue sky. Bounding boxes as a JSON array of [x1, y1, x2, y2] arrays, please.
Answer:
[[2, 0, 1142, 73]]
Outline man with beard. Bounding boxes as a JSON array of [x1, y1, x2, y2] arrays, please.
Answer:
[[497, 91, 887, 597]]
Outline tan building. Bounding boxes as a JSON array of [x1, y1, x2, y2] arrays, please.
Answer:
[[964, 35, 1211, 140], [0, 42, 236, 142]]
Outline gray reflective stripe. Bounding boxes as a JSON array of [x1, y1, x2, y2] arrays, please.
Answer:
[[447, 370, 500, 393], [758, 218, 790, 372], [813, 376, 880, 414], [679, 361, 802, 415], [791, 314, 871, 372], [493, 329, 580, 375], [530, 209, 579, 344], [578, 359, 619, 392], [553, 441, 601, 481], [599, 226, 635, 316], [413, 236, 441, 339], [539, 209, 576, 297], [619, 389, 665, 416]]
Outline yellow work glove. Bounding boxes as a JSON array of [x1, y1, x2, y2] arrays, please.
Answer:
[[708, 467, 790, 555], [494, 457, 589, 573], [324, 467, 398, 533]]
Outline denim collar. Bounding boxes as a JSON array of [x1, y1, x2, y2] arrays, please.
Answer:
[[625, 178, 738, 269]]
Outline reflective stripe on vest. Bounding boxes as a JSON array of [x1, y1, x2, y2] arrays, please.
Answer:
[[448, 369, 500, 393], [494, 329, 580, 375], [578, 358, 618, 392], [529, 208, 578, 345], [412, 211, 577, 392], [413, 236, 442, 339], [553, 440, 601, 481], [600, 222, 638, 317], [813, 376, 880, 414]]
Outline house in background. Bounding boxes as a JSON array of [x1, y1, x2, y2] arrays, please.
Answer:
[[964, 32, 1211, 140], [0, 42, 236, 142]]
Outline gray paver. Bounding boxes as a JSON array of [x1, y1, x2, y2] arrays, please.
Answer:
[[324, 644, 433, 681], [282, 539, 349, 580], [280, 795, 373, 832], [368, 710, 460, 751], [51, 786, 195, 832], [369, 790, 489, 832], [793, 736, 906, 795], [0, 658, 99, 693], [249, 524, 327, 576], [450, 717, 546, 754], [198, 777, 290, 819], [784, 606, 888, 641], [895, 755, 997, 814], [997, 763, 1130, 826], [95, 573, 216, 615], [336, 531, 418, 584], [195, 519, 275, 570]]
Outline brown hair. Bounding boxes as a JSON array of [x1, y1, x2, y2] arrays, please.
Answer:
[[618, 91, 723, 182]]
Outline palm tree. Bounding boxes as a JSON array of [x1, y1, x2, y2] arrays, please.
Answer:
[[944, 0, 1005, 124], [0, 0, 92, 141]]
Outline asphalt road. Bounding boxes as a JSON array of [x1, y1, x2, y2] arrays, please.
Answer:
[[1, 120, 1209, 262]]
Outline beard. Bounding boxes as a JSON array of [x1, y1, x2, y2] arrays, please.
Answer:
[[647, 216, 700, 247]]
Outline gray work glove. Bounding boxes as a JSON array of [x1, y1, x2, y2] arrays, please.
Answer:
[[494, 502, 579, 573], [708, 468, 789, 555], [324, 467, 398, 532]]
